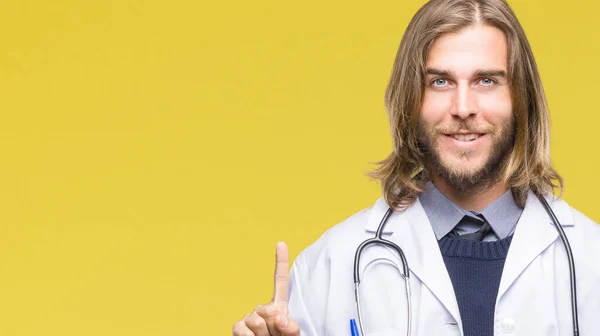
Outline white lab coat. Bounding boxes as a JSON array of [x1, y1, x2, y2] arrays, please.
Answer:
[[288, 191, 600, 335]]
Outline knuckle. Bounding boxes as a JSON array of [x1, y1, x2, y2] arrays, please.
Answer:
[[256, 303, 278, 318], [246, 312, 266, 329], [252, 316, 266, 329], [264, 303, 278, 316], [231, 322, 244, 335]]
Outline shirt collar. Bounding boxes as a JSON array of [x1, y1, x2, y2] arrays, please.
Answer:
[[418, 181, 523, 240], [480, 187, 523, 238]]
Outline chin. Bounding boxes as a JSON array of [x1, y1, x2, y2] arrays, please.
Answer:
[[443, 157, 486, 175], [447, 167, 485, 181]]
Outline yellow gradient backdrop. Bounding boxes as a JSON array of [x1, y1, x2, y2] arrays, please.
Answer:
[[0, 0, 597, 334]]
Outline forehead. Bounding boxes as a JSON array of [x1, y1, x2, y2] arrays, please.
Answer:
[[426, 24, 508, 73]]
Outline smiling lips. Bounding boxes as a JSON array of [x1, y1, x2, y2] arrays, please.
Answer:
[[449, 133, 482, 141]]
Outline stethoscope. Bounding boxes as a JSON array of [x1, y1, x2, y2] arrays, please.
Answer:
[[353, 192, 579, 336]]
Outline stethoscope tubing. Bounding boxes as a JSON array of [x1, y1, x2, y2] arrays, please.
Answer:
[[353, 207, 411, 336], [538, 195, 579, 336]]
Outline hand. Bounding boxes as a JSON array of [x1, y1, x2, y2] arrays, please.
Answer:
[[232, 242, 301, 336]]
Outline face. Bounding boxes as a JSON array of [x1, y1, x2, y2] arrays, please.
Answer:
[[418, 24, 514, 192]]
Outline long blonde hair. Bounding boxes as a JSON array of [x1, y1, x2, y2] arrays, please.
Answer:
[[370, 0, 562, 209]]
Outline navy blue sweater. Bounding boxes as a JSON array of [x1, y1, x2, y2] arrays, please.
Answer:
[[438, 235, 513, 336]]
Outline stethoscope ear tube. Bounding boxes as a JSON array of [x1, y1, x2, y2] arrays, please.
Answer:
[[537, 194, 579, 336], [353, 208, 409, 284]]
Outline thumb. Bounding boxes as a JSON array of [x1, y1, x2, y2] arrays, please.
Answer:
[[275, 314, 300, 336]]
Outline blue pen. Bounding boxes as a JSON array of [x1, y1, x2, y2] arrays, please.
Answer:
[[350, 319, 360, 336]]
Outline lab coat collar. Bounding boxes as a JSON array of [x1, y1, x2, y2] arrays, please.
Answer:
[[364, 196, 397, 233], [497, 190, 574, 300]]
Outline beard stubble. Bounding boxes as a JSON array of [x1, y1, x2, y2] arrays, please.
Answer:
[[417, 118, 516, 193]]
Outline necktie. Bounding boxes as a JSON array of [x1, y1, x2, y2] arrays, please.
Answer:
[[450, 212, 493, 241]]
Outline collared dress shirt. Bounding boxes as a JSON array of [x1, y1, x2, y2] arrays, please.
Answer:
[[418, 181, 523, 241]]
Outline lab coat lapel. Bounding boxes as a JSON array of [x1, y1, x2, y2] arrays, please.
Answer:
[[367, 198, 462, 325], [497, 191, 574, 300]]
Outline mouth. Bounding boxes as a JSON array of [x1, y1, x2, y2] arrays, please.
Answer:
[[446, 133, 484, 142], [442, 133, 487, 150]]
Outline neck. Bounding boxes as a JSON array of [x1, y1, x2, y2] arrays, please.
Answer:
[[430, 174, 509, 212]]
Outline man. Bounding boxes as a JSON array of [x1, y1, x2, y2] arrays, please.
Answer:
[[232, 0, 600, 335]]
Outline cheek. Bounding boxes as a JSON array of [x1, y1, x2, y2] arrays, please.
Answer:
[[420, 92, 451, 126], [479, 91, 513, 122]]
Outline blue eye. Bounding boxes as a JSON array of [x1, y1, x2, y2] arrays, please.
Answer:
[[432, 78, 447, 87], [480, 78, 495, 85]]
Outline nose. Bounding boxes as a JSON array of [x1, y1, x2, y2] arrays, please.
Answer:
[[450, 82, 478, 119]]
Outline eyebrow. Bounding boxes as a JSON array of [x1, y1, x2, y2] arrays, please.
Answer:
[[425, 68, 507, 78]]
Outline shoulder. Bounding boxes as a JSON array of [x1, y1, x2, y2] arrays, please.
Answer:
[[553, 198, 600, 275], [568, 204, 600, 254], [542, 193, 598, 233], [570, 206, 600, 233], [292, 196, 400, 270], [555, 196, 600, 238]]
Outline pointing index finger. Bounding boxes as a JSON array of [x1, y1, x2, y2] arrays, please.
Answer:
[[273, 241, 290, 310]]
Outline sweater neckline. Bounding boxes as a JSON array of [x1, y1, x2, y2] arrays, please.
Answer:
[[438, 235, 513, 260]]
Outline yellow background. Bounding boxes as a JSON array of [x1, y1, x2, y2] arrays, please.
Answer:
[[0, 0, 597, 334]]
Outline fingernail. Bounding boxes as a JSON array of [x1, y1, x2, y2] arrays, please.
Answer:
[[278, 315, 287, 327]]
